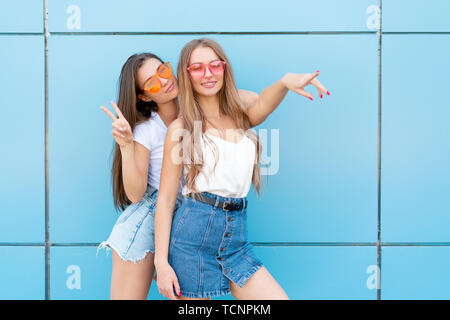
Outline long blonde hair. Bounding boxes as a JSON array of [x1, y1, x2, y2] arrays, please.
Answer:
[[177, 38, 263, 196]]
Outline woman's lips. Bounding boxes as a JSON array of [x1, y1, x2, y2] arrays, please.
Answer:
[[201, 81, 217, 88], [165, 82, 175, 93]]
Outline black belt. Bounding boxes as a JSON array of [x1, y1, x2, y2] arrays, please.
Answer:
[[187, 193, 246, 212]]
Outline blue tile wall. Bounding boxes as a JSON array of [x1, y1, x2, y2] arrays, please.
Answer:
[[0, 1, 43, 33], [0, 247, 45, 300], [382, 247, 450, 299], [1, 1, 449, 300], [383, 0, 450, 32], [382, 35, 450, 242], [48, 0, 378, 33], [0, 35, 45, 243]]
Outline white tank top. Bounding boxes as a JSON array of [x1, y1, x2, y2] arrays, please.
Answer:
[[181, 133, 256, 198]]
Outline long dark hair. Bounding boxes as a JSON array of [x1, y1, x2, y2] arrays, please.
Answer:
[[111, 53, 163, 211]]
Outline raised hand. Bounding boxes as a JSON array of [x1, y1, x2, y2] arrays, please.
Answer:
[[281, 70, 330, 101], [100, 101, 133, 148]]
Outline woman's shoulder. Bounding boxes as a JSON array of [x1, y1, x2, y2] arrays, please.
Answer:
[[165, 118, 186, 143], [237, 89, 259, 110], [167, 117, 185, 131], [133, 114, 164, 144], [136, 113, 161, 130], [135, 113, 152, 126]]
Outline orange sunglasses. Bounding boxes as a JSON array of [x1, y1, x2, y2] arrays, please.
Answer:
[[143, 62, 173, 93]]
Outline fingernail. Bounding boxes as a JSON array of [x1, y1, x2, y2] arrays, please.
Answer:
[[327, 91, 330, 95], [178, 292, 181, 296], [316, 70, 320, 73], [320, 94, 323, 99], [309, 97, 313, 101]]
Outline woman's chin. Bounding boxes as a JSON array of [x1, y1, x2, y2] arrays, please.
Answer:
[[195, 87, 222, 98], [156, 88, 179, 103]]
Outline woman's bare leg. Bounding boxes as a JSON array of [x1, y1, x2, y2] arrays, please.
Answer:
[[111, 250, 154, 300], [230, 266, 289, 300]]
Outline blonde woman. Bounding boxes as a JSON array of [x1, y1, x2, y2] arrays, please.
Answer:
[[154, 38, 330, 300]]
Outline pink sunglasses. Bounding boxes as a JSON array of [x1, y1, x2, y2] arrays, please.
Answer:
[[186, 60, 226, 79]]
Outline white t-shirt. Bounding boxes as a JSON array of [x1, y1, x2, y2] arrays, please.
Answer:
[[133, 112, 167, 190], [182, 133, 256, 198]]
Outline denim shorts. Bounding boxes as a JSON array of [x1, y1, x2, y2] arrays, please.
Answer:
[[97, 185, 182, 263], [168, 192, 263, 298]]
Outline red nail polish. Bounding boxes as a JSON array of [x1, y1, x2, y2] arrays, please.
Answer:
[[309, 97, 313, 101], [326, 91, 330, 95], [320, 94, 323, 99], [316, 70, 320, 73]]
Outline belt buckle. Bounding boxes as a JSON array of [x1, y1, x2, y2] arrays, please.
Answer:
[[222, 200, 232, 212]]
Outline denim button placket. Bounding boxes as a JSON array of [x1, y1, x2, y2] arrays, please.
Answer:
[[217, 212, 234, 262]]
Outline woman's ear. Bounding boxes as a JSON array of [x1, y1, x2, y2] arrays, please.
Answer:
[[138, 93, 152, 103]]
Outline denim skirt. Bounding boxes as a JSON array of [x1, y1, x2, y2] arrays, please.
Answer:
[[168, 192, 263, 298], [97, 184, 182, 263]]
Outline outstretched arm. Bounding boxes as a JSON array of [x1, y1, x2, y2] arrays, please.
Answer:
[[245, 71, 330, 127]]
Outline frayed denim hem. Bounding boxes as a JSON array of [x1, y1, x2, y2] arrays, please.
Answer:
[[180, 289, 231, 299], [96, 241, 154, 264], [235, 263, 264, 288]]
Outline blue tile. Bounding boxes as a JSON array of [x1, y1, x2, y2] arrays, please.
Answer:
[[383, 0, 450, 32], [51, 246, 165, 299], [215, 246, 378, 300], [382, 246, 450, 299], [48, 0, 378, 32], [0, 1, 43, 33], [0, 36, 45, 242], [231, 35, 378, 242], [0, 247, 45, 299], [48, 34, 377, 243], [51, 246, 110, 299], [382, 35, 450, 242]]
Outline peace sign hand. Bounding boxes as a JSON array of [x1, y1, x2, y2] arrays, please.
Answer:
[[281, 70, 330, 101], [100, 101, 133, 148]]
